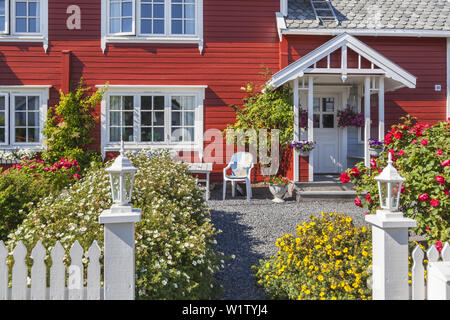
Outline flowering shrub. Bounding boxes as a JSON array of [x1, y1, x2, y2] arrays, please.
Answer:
[[289, 140, 315, 153], [337, 107, 364, 128], [0, 156, 82, 241], [340, 116, 450, 244], [368, 138, 384, 150], [253, 213, 372, 300], [7, 150, 224, 300], [265, 176, 290, 185]]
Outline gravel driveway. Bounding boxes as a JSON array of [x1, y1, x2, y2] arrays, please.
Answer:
[[207, 185, 367, 300]]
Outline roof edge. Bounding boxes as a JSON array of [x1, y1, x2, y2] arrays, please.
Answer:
[[282, 28, 450, 38]]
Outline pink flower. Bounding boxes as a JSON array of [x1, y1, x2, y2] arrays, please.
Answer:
[[398, 150, 405, 156], [365, 212, 370, 215], [71, 174, 81, 180], [420, 139, 428, 146], [340, 172, 350, 183], [418, 193, 429, 202], [44, 167, 50, 172], [370, 158, 377, 169], [354, 197, 362, 207], [366, 193, 372, 203], [411, 139, 417, 144], [437, 149, 443, 157], [430, 199, 439, 207], [436, 241, 443, 254], [441, 159, 450, 167], [444, 189, 449, 196], [63, 161, 72, 169], [435, 176, 445, 185], [29, 164, 36, 169], [394, 131, 403, 140], [30, 174, 39, 178]]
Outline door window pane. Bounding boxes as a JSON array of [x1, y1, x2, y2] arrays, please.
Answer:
[[323, 114, 335, 128], [323, 98, 335, 112]]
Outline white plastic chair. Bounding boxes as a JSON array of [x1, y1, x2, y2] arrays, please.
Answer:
[[223, 152, 254, 201]]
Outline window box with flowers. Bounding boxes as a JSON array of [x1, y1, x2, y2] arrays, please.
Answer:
[[337, 107, 364, 128], [290, 140, 315, 157], [368, 138, 384, 157], [265, 176, 290, 203]]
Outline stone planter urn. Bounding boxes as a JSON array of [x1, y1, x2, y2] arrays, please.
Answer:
[[269, 184, 288, 203], [369, 148, 382, 157]]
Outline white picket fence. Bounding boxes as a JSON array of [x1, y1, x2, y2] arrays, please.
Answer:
[[411, 242, 450, 300], [0, 240, 103, 300]]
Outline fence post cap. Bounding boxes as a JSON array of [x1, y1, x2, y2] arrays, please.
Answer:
[[99, 207, 141, 225], [365, 211, 417, 229]]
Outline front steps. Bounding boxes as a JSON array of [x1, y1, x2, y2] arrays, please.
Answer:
[[293, 179, 356, 201]]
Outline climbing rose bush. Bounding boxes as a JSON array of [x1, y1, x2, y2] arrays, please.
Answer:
[[7, 150, 225, 299], [253, 213, 372, 300], [341, 116, 450, 244]]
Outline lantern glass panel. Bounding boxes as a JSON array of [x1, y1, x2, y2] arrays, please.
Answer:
[[110, 172, 121, 203], [378, 181, 401, 211], [123, 171, 134, 202]]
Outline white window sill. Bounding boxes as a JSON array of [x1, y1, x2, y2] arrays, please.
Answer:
[[102, 36, 204, 54], [0, 35, 48, 52], [104, 143, 202, 152]]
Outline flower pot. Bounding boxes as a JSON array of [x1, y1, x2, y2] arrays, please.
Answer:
[[369, 148, 382, 157], [269, 184, 288, 203], [298, 150, 311, 157]]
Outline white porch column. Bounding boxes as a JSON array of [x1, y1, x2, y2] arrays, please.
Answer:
[[364, 76, 371, 167], [378, 77, 385, 141], [293, 78, 299, 182], [308, 76, 314, 182]]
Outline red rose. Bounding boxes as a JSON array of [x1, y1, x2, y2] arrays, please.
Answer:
[[350, 167, 360, 176], [340, 172, 350, 183], [400, 185, 405, 194], [436, 241, 443, 254], [435, 176, 445, 185], [384, 133, 393, 145], [441, 159, 450, 167], [437, 149, 443, 157], [370, 158, 377, 169], [418, 193, 429, 202], [444, 189, 449, 196], [411, 139, 417, 144], [354, 197, 362, 207], [394, 131, 403, 140], [71, 174, 82, 180], [420, 139, 428, 146], [430, 199, 439, 207], [366, 193, 372, 203]]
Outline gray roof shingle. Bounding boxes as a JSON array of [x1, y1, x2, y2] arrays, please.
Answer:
[[285, 0, 450, 31]]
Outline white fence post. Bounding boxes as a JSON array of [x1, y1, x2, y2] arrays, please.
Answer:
[[99, 206, 141, 300], [365, 211, 416, 300]]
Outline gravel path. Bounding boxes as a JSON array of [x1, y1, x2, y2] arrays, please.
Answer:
[[207, 185, 367, 300]]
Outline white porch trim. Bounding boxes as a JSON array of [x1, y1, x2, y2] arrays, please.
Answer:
[[447, 38, 450, 120], [307, 76, 314, 182]]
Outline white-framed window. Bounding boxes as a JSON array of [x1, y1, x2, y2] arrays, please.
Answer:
[[0, 0, 48, 51], [101, 0, 204, 53], [99, 85, 206, 156], [0, 86, 49, 150]]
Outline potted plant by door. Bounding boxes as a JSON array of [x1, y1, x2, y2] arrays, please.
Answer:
[[368, 138, 384, 157], [265, 176, 290, 203], [290, 140, 315, 157]]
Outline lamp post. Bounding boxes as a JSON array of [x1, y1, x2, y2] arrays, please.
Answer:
[[365, 152, 416, 300], [99, 141, 141, 300]]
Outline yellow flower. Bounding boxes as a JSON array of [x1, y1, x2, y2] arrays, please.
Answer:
[[317, 275, 324, 281]]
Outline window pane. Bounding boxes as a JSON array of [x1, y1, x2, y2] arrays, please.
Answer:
[[0, 0, 5, 15], [16, 18, 27, 32], [184, 96, 195, 110], [141, 127, 152, 142], [122, 18, 132, 33], [141, 19, 152, 33], [313, 114, 320, 128], [171, 97, 181, 110], [313, 98, 320, 113], [141, 96, 152, 110], [154, 111, 164, 125], [0, 128, 4, 143], [184, 112, 194, 126], [122, 1, 132, 17], [110, 18, 120, 33], [15, 112, 26, 126], [141, 111, 152, 126], [171, 112, 181, 126], [0, 113, 5, 126], [16, 2, 27, 16], [153, 127, 164, 142], [110, 2, 120, 17], [123, 112, 133, 126], [171, 127, 182, 142], [110, 127, 121, 142], [29, 2, 38, 16], [110, 111, 120, 126], [110, 96, 121, 110], [28, 96, 39, 110], [323, 98, 334, 112], [171, 4, 182, 18], [28, 111, 39, 126], [323, 115, 334, 128], [28, 18, 39, 33], [0, 17, 5, 32], [123, 96, 134, 110], [15, 128, 26, 142], [15, 96, 27, 110], [171, 20, 182, 34], [154, 4, 164, 18], [154, 96, 164, 110], [184, 4, 195, 19], [0, 96, 5, 110], [141, 4, 152, 18], [184, 20, 195, 34], [153, 20, 164, 34], [185, 127, 194, 142], [28, 128, 39, 142], [123, 127, 133, 141]]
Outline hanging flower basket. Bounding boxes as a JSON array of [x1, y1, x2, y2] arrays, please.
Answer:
[[368, 138, 384, 157], [290, 140, 315, 157], [337, 107, 364, 128]]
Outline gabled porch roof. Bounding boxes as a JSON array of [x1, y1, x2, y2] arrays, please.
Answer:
[[268, 33, 417, 91]]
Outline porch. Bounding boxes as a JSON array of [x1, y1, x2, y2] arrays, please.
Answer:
[[268, 33, 417, 182]]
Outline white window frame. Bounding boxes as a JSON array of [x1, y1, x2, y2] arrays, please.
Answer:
[[98, 85, 206, 157], [0, 85, 50, 151], [0, 93, 9, 146], [0, 0, 48, 52], [101, 0, 204, 54], [0, 0, 10, 35], [107, 0, 136, 36]]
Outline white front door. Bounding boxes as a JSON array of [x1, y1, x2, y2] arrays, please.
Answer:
[[313, 95, 341, 174]]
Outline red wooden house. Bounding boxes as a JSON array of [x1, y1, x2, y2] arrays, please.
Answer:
[[0, 0, 448, 183]]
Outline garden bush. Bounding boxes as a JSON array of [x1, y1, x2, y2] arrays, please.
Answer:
[[253, 213, 372, 300], [340, 116, 450, 244], [0, 157, 82, 241], [7, 150, 224, 300]]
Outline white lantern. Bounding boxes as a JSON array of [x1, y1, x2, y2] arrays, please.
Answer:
[[375, 152, 405, 212], [106, 141, 137, 207]]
